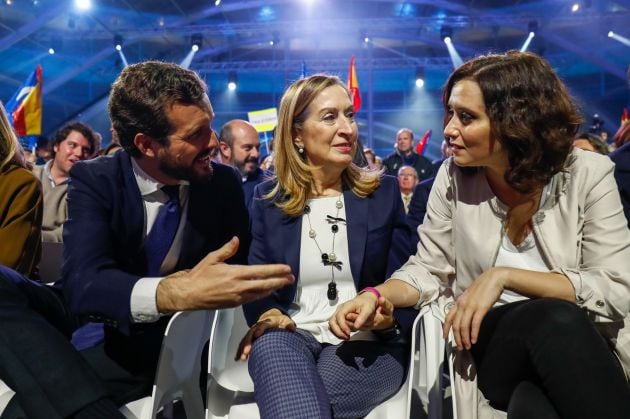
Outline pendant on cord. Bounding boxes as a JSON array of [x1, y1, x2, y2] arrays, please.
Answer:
[[327, 281, 337, 301]]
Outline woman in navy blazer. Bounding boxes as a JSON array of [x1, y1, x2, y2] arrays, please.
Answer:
[[236, 75, 415, 418]]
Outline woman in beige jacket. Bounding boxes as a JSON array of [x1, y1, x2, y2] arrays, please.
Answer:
[[330, 51, 630, 418]]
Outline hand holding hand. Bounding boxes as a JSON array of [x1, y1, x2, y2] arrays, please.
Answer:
[[345, 296, 395, 331], [329, 291, 395, 339], [443, 267, 505, 350], [156, 237, 294, 313], [235, 309, 295, 361]]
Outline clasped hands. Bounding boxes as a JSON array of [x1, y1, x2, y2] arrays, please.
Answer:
[[235, 291, 396, 361]]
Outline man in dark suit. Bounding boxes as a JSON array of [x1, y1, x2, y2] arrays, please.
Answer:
[[0, 61, 293, 419], [406, 177, 435, 248], [610, 132, 630, 227]]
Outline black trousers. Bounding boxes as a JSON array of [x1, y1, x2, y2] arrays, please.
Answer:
[[470, 298, 630, 419], [0, 266, 154, 419]]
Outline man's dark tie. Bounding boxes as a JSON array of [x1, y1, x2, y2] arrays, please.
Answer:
[[145, 184, 181, 276]]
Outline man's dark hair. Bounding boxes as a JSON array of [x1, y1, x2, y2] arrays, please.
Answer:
[[108, 61, 209, 157], [51, 121, 97, 158], [442, 50, 582, 193]]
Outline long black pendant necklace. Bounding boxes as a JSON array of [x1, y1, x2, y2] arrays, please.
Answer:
[[304, 196, 345, 301]]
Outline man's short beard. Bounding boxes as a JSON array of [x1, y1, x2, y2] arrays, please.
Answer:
[[158, 152, 213, 183], [236, 158, 259, 177]]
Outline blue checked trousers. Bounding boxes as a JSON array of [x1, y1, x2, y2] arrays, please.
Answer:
[[248, 328, 407, 419]]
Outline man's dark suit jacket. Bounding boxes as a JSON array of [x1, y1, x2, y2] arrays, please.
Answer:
[[407, 177, 435, 248], [242, 167, 266, 209], [611, 142, 630, 228], [244, 175, 418, 337], [60, 151, 249, 370]]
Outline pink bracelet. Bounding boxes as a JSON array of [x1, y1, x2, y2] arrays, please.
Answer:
[[360, 287, 382, 307]]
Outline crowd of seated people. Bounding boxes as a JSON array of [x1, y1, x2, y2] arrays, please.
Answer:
[[0, 50, 629, 419]]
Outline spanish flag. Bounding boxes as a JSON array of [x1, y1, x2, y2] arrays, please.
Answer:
[[5, 65, 43, 136], [416, 129, 432, 155], [347, 56, 361, 113]]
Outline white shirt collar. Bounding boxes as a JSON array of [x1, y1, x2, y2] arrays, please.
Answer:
[[130, 157, 189, 197], [44, 160, 69, 187]]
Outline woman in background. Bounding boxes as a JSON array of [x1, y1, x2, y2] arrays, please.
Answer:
[[0, 102, 42, 276], [332, 51, 630, 418], [237, 74, 414, 418]]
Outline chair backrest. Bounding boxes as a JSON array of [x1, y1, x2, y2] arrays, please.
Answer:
[[145, 310, 214, 419], [208, 307, 255, 386], [39, 241, 63, 283]]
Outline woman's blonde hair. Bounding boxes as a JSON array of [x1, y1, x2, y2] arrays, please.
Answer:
[[267, 74, 380, 216], [0, 102, 28, 170]]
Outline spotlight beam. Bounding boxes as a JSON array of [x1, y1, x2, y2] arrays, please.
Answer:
[[444, 38, 463, 68], [520, 32, 535, 52], [180, 49, 197, 69], [117, 49, 128, 68], [609, 31, 630, 47]]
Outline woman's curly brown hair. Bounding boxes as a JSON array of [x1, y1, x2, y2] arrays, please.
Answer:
[[442, 50, 583, 193]]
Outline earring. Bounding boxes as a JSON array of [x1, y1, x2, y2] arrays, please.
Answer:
[[298, 145, 304, 154]]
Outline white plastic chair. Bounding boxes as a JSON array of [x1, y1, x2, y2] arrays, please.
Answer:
[[205, 306, 427, 419], [120, 309, 214, 419], [415, 303, 448, 419], [0, 381, 14, 413], [0, 310, 213, 419]]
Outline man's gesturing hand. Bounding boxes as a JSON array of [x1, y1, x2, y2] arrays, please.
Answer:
[[156, 237, 294, 313]]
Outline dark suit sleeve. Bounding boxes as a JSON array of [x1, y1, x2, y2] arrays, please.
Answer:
[[61, 162, 141, 334], [407, 178, 434, 250], [381, 177, 418, 337], [242, 184, 289, 326], [611, 144, 630, 228]]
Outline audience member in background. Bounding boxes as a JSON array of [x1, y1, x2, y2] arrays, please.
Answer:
[[208, 129, 222, 163], [102, 141, 122, 156], [382, 127, 434, 181], [431, 139, 453, 173], [0, 61, 294, 419], [374, 155, 383, 171], [363, 147, 379, 170], [610, 122, 630, 227], [352, 136, 369, 168], [573, 132, 608, 155], [32, 122, 96, 242], [397, 165, 418, 214], [237, 74, 414, 419], [0, 102, 42, 276], [406, 177, 433, 246], [333, 51, 630, 419], [219, 119, 264, 207], [259, 131, 275, 171], [406, 140, 454, 244], [34, 135, 52, 165], [613, 120, 630, 149], [91, 131, 103, 157]]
